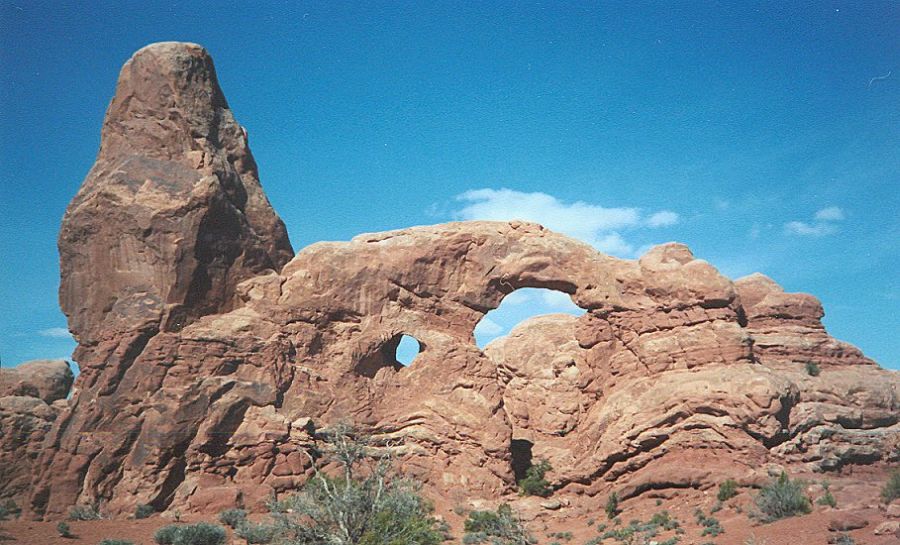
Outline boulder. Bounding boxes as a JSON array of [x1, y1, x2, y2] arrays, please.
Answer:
[[0, 359, 73, 403]]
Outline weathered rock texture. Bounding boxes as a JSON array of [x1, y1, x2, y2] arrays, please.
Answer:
[[0, 360, 72, 501], [9, 43, 898, 518], [0, 359, 73, 403]]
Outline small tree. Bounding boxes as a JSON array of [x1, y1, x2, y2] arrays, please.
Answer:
[[268, 422, 447, 545], [518, 459, 552, 497], [754, 472, 811, 522], [804, 362, 821, 377]]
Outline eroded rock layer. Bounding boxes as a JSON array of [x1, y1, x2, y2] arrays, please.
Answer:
[[11, 42, 897, 518]]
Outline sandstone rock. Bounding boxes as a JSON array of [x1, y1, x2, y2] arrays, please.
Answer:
[[58, 41, 293, 347], [873, 520, 900, 535], [8, 42, 898, 520], [0, 359, 73, 403], [540, 499, 562, 510], [827, 511, 869, 531], [0, 396, 62, 502], [887, 502, 900, 518]]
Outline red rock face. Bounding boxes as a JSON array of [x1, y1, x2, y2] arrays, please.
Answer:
[[10, 43, 898, 518], [0, 360, 72, 502]]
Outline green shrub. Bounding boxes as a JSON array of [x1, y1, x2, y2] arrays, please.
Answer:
[[816, 490, 836, 507], [68, 503, 101, 520], [99, 540, 135, 545], [804, 361, 821, 376], [817, 481, 837, 508], [171, 522, 226, 545], [135, 503, 155, 519], [518, 459, 553, 497], [218, 508, 247, 528], [235, 521, 277, 544], [718, 478, 738, 501], [882, 469, 900, 503], [648, 510, 679, 530], [0, 499, 20, 521], [154, 524, 181, 545], [604, 491, 619, 520], [695, 508, 724, 536], [463, 503, 535, 544], [57, 521, 72, 538], [267, 423, 448, 545], [754, 472, 812, 522]]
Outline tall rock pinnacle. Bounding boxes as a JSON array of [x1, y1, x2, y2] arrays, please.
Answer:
[[59, 42, 293, 346]]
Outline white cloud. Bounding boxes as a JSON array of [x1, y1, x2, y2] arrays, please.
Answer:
[[38, 327, 72, 339], [646, 210, 679, 227], [474, 316, 504, 337], [815, 206, 844, 221], [785, 206, 844, 237], [453, 188, 678, 257], [784, 221, 837, 237]]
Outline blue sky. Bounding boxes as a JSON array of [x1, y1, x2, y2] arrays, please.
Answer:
[[1, 1, 897, 370]]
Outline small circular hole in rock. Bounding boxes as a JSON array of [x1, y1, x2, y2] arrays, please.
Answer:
[[394, 334, 421, 366]]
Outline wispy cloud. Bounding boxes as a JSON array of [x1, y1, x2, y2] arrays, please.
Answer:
[[814, 206, 844, 221], [646, 210, 679, 227], [785, 206, 844, 237], [784, 221, 837, 237], [453, 188, 678, 256], [38, 327, 72, 339]]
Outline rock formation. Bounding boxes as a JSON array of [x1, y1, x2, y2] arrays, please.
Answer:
[[0, 360, 73, 502], [0, 359, 74, 403], [7, 42, 897, 519]]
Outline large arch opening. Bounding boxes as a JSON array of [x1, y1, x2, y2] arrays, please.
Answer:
[[475, 288, 585, 348]]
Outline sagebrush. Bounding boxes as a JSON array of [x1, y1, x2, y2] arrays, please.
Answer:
[[753, 472, 811, 522]]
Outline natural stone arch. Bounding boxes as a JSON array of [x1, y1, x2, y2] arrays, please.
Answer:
[[26, 42, 893, 521], [474, 287, 586, 348]]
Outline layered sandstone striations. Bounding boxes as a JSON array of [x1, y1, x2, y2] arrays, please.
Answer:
[[10, 43, 897, 518]]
